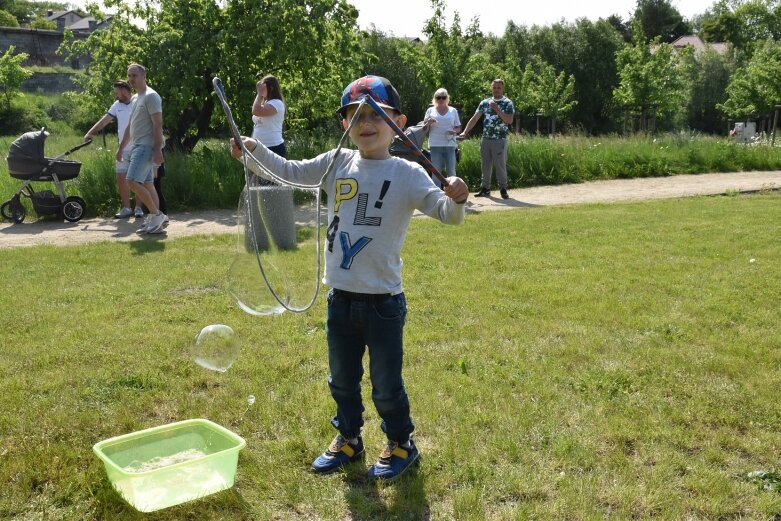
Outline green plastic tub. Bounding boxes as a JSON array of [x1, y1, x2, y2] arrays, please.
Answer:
[[93, 418, 246, 512]]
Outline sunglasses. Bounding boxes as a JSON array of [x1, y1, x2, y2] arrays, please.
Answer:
[[435, 95, 447, 100]]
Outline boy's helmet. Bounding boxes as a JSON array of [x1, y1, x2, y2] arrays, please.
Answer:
[[338, 75, 401, 117]]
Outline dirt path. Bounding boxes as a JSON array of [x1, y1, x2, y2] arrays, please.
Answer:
[[1, 170, 779, 249]]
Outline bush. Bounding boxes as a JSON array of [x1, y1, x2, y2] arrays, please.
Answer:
[[29, 18, 56, 30], [0, 9, 19, 27], [0, 102, 49, 135]]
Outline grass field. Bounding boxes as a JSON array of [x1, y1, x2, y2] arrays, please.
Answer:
[[1, 194, 780, 519]]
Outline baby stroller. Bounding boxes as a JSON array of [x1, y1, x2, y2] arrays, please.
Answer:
[[389, 121, 431, 163], [2, 128, 92, 224]]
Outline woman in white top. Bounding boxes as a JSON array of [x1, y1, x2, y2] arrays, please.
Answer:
[[252, 75, 286, 158], [423, 88, 461, 187]]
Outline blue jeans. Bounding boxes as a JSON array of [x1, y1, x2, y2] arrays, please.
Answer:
[[429, 146, 457, 188], [325, 288, 414, 442]]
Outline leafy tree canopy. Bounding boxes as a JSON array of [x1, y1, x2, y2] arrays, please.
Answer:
[[613, 21, 685, 121], [6, 1, 70, 25], [719, 39, 781, 117], [0, 45, 32, 108], [0, 8, 18, 26], [633, 0, 691, 43], [64, 0, 361, 152]]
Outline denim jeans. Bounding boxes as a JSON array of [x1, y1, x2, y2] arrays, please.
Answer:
[[429, 146, 457, 188], [325, 288, 414, 442], [126, 143, 155, 183]]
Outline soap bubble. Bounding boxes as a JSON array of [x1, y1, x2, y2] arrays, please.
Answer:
[[191, 324, 239, 372], [227, 182, 323, 315]]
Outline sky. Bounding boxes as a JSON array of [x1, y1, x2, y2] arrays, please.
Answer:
[[65, 0, 717, 37], [347, 0, 717, 38]]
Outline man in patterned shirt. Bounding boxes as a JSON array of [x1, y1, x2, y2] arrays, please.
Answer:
[[458, 79, 515, 199]]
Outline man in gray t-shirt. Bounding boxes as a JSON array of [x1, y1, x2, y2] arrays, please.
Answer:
[[117, 63, 167, 234]]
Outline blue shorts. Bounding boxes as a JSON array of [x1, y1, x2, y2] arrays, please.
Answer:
[[125, 144, 155, 184]]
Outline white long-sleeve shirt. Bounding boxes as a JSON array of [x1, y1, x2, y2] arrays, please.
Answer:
[[243, 145, 465, 294]]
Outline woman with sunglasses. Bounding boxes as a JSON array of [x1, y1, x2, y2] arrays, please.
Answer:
[[423, 88, 461, 187]]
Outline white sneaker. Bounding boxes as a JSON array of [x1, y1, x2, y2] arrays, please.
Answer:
[[134, 207, 144, 218], [136, 215, 151, 234], [163, 214, 170, 224], [114, 207, 133, 218], [146, 212, 167, 234]]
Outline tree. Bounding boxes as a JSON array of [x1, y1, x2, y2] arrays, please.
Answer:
[[519, 58, 577, 133], [0, 9, 19, 27], [8, 1, 69, 25], [0, 46, 32, 108], [422, 0, 495, 120], [679, 47, 735, 133], [30, 17, 57, 30], [719, 39, 781, 118], [64, 0, 361, 152], [503, 19, 625, 134], [633, 0, 690, 43], [613, 21, 685, 131], [358, 29, 431, 124], [700, 0, 781, 58]]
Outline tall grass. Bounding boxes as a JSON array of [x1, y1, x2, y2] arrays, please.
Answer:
[[0, 194, 779, 519], [3, 130, 781, 219], [457, 132, 781, 188]]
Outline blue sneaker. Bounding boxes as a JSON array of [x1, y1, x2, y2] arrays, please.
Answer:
[[310, 435, 364, 474], [368, 439, 420, 482]]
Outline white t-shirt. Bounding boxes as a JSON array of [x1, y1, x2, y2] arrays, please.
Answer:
[[107, 100, 133, 140], [243, 147, 465, 295], [424, 106, 461, 147], [252, 98, 285, 147]]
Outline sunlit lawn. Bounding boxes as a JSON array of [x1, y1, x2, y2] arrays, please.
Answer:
[[1, 193, 780, 519]]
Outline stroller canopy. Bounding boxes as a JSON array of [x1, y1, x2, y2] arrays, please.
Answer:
[[389, 122, 426, 157], [8, 128, 49, 162]]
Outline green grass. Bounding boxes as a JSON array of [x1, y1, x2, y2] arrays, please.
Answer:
[[456, 132, 781, 189], [1, 193, 780, 519]]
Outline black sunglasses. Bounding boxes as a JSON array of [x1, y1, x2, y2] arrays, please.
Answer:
[[435, 95, 447, 100]]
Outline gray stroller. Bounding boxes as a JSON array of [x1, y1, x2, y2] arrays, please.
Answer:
[[2, 128, 92, 223]]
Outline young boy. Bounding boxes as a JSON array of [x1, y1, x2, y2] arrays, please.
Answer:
[[231, 75, 469, 481]]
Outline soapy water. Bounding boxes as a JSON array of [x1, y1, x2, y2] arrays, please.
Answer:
[[116, 451, 232, 512], [124, 448, 208, 473], [191, 324, 239, 373]]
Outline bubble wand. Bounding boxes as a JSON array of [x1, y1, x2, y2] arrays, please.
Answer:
[[362, 95, 450, 187]]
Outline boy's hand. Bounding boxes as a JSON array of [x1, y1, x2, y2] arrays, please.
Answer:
[[230, 137, 257, 159], [443, 177, 469, 204]]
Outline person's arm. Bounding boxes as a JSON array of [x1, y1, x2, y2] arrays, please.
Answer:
[[84, 113, 114, 142], [252, 92, 279, 118], [490, 99, 514, 125], [450, 109, 462, 134], [151, 111, 164, 166], [116, 125, 130, 161], [230, 136, 332, 186], [458, 111, 482, 139]]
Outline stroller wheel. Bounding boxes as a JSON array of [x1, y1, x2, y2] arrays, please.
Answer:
[[0, 201, 12, 221], [2, 198, 26, 224], [62, 196, 87, 223]]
